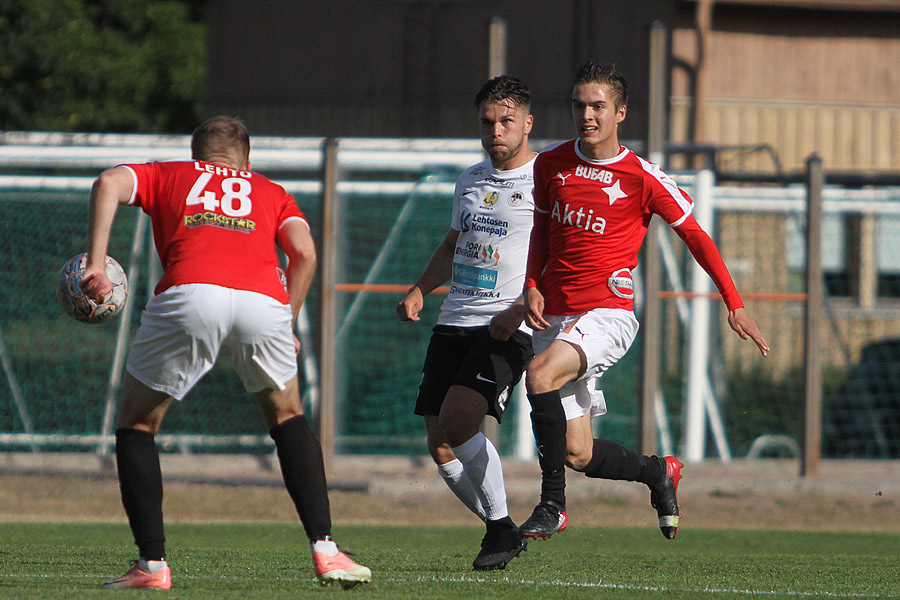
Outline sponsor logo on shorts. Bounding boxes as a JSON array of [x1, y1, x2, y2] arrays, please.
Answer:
[[475, 372, 496, 384], [497, 386, 509, 411]]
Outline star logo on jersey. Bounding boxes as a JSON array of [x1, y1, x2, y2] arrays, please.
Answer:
[[556, 172, 572, 186], [603, 180, 627, 205]]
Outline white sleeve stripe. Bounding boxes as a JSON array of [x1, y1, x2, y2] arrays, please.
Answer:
[[121, 165, 139, 205], [535, 206, 550, 214], [635, 154, 693, 216], [669, 211, 691, 228], [278, 215, 310, 231]]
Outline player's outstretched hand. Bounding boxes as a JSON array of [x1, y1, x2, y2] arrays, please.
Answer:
[[524, 287, 550, 331], [728, 307, 769, 357], [396, 286, 424, 322], [489, 304, 525, 341], [80, 266, 113, 303]]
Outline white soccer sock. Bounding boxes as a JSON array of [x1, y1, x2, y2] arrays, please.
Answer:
[[437, 458, 486, 520], [451, 432, 509, 522], [310, 536, 339, 557], [140, 559, 168, 573]]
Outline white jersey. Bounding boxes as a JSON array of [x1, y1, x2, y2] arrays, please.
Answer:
[[437, 156, 536, 331]]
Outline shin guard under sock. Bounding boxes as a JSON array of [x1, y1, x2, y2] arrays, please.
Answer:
[[270, 415, 332, 541], [582, 438, 665, 485], [115, 428, 166, 560], [527, 390, 567, 508], [451, 433, 508, 521]]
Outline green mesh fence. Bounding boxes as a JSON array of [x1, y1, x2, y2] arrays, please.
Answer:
[[6, 141, 899, 460]]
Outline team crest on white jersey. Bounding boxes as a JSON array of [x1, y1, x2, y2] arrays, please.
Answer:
[[507, 191, 525, 207]]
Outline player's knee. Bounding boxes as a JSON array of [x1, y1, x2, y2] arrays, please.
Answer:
[[525, 365, 555, 394], [565, 448, 592, 471], [437, 411, 471, 447], [427, 439, 454, 464]]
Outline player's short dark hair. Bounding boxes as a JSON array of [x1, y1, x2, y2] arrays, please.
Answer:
[[474, 75, 531, 110], [572, 61, 628, 108], [191, 116, 250, 163]]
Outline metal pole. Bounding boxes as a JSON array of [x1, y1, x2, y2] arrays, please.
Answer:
[[639, 20, 669, 455], [98, 211, 147, 456], [483, 15, 507, 447], [0, 325, 36, 452], [318, 138, 340, 473], [684, 169, 713, 462], [802, 153, 824, 476], [487, 16, 507, 78]]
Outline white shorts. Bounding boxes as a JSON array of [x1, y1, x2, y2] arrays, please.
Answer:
[[126, 284, 297, 400], [532, 308, 639, 421]]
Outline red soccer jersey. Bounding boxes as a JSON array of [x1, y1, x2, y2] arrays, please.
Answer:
[[525, 140, 741, 314], [123, 160, 308, 304]]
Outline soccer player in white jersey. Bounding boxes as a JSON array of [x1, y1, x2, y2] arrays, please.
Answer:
[[397, 76, 536, 570], [80, 117, 370, 590], [519, 62, 770, 541]]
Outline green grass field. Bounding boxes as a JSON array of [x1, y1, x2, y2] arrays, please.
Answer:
[[2, 523, 899, 599]]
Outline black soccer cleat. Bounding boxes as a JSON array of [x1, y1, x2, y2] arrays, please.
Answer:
[[650, 456, 683, 539], [519, 501, 568, 540], [472, 527, 528, 571]]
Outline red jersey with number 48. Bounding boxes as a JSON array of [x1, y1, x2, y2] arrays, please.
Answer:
[[123, 160, 308, 304], [525, 140, 742, 315]]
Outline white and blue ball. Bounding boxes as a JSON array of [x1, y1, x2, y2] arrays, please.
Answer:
[[57, 253, 128, 324]]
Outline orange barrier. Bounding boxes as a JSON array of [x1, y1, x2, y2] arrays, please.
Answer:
[[334, 284, 804, 302]]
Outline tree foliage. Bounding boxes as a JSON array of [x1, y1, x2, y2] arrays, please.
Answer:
[[0, 0, 205, 133]]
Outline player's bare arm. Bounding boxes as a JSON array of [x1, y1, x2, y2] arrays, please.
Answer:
[[82, 166, 135, 302], [277, 220, 317, 321], [728, 308, 769, 357], [397, 228, 459, 322], [524, 286, 550, 331], [277, 219, 317, 354], [488, 298, 526, 341]]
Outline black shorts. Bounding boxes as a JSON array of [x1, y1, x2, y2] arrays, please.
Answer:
[[414, 324, 533, 423]]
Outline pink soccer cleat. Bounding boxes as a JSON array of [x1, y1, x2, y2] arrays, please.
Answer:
[[101, 559, 172, 590], [312, 537, 372, 589]]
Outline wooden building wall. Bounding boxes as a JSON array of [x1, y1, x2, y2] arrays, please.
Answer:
[[670, 2, 900, 173]]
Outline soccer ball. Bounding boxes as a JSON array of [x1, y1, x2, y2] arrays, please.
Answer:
[[57, 253, 128, 324]]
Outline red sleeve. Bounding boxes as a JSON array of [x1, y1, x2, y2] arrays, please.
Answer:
[[524, 208, 548, 290], [673, 214, 744, 311], [524, 160, 551, 290], [121, 162, 158, 210], [276, 188, 308, 230]]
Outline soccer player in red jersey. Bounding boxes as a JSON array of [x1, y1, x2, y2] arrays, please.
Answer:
[[80, 117, 370, 589], [519, 62, 769, 541]]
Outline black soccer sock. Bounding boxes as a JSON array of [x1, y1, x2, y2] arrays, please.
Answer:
[[115, 428, 166, 560], [581, 439, 665, 486], [485, 515, 517, 532], [527, 390, 567, 508], [270, 415, 332, 542]]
